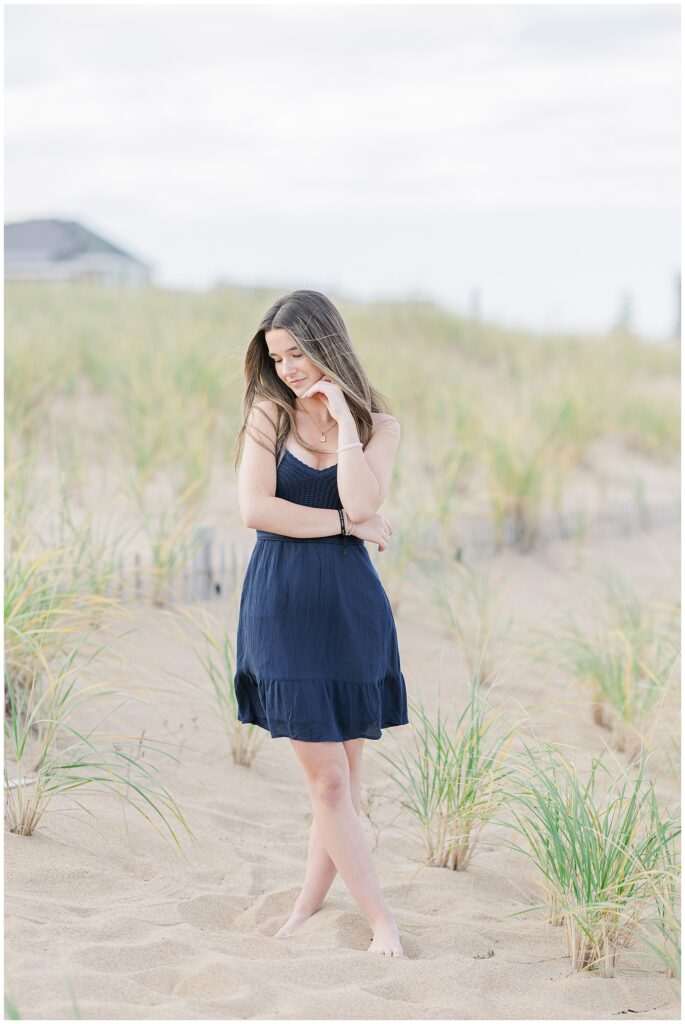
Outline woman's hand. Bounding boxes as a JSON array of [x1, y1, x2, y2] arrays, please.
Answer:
[[301, 376, 351, 423], [347, 513, 393, 552]]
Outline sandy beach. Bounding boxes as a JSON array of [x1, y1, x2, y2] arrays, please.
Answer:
[[5, 4, 680, 1012], [5, 498, 679, 1019]]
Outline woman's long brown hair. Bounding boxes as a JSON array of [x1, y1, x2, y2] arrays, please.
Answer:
[[232, 289, 394, 473]]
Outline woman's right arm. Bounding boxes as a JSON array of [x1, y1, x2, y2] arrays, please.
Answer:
[[238, 401, 342, 538], [245, 497, 344, 538]]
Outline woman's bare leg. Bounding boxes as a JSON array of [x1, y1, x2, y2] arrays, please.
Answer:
[[283, 738, 403, 957], [274, 738, 363, 937]]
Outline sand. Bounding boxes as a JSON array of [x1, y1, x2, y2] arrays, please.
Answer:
[[5, 513, 680, 1020]]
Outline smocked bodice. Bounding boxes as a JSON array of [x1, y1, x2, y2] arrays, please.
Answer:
[[275, 448, 341, 508]]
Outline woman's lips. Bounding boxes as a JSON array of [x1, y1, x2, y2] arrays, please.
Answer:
[[290, 378, 306, 385]]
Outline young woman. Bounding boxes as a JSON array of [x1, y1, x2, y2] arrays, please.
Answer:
[[233, 289, 409, 958]]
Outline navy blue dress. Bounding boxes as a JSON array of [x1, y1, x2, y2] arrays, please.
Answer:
[[233, 445, 409, 742]]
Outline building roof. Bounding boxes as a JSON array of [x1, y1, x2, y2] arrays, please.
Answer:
[[4, 219, 151, 268]]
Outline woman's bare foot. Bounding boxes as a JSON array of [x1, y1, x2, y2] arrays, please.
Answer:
[[274, 900, 323, 938], [368, 914, 404, 957]]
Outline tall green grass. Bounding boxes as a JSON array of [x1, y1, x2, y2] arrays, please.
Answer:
[[376, 684, 515, 870], [478, 400, 582, 552], [420, 558, 514, 686], [638, 869, 681, 981], [5, 282, 679, 586], [166, 606, 267, 766], [5, 516, 194, 845], [4, 539, 110, 700], [4, 626, 194, 849], [542, 568, 680, 756], [498, 743, 680, 977]]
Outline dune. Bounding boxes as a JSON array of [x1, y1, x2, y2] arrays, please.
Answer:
[[5, 499, 679, 1019]]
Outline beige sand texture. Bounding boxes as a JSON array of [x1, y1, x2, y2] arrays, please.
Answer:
[[5, 518, 680, 1020]]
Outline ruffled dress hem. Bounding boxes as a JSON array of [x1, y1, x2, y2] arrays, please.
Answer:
[[234, 670, 409, 743]]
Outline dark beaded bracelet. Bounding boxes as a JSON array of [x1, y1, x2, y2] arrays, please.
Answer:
[[338, 508, 346, 535]]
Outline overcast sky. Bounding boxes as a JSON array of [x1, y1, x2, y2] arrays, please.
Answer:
[[4, 3, 681, 338]]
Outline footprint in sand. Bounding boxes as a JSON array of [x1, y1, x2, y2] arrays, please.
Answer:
[[177, 887, 305, 937], [177, 893, 245, 933]]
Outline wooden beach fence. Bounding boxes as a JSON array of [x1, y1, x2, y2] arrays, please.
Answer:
[[468, 497, 677, 559], [91, 525, 243, 604], [41, 496, 678, 605]]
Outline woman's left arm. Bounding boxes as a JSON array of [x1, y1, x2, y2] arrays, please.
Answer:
[[300, 377, 402, 523], [336, 412, 401, 523]]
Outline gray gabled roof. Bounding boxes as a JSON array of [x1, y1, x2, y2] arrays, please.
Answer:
[[4, 219, 151, 268]]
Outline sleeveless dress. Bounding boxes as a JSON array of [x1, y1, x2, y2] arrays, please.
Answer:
[[233, 445, 409, 742]]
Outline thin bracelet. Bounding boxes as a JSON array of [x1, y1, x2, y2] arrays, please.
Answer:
[[337, 441, 364, 453], [339, 509, 356, 538], [343, 509, 356, 536]]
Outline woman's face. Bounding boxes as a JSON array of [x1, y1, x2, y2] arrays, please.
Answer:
[[265, 328, 324, 396]]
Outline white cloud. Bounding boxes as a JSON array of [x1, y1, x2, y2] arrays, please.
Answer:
[[4, 3, 680, 336]]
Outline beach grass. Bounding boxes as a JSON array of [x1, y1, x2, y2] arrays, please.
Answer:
[[4, 625, 194, 849], [376, 682, 516, 870], [420, 557, 515, 686], [541, 567, 680, 756], [170, 606, 267, 766], [497, 742, 681, 977], [4, 281, 680, 1002]]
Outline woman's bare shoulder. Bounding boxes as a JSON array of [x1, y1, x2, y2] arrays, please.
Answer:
[[250, 399, 279, 425], [246, 400, 280, 444], [371, 412, 400, 432], [253, 399, 278, 415]]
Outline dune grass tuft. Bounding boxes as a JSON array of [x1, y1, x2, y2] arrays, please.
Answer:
[[421, 557, 514, 687], [377, 682, 515, 870], [498, 742, 680, 977], [159, 605, 267, 766], [549, 568, 680, 756]]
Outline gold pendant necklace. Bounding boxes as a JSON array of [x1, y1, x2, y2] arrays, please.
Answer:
[[297, 400, 336, 445]]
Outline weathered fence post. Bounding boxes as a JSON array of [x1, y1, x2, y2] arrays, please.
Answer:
[[218, 542, 227, 597], [193, 524, 215, 600]]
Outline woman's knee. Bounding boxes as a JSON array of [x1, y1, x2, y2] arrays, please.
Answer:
[[290, 740, 357, 806], [308, 764, 350, 806]]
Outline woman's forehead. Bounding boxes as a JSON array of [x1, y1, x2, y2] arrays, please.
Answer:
[[265, 327, 300, 355]]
